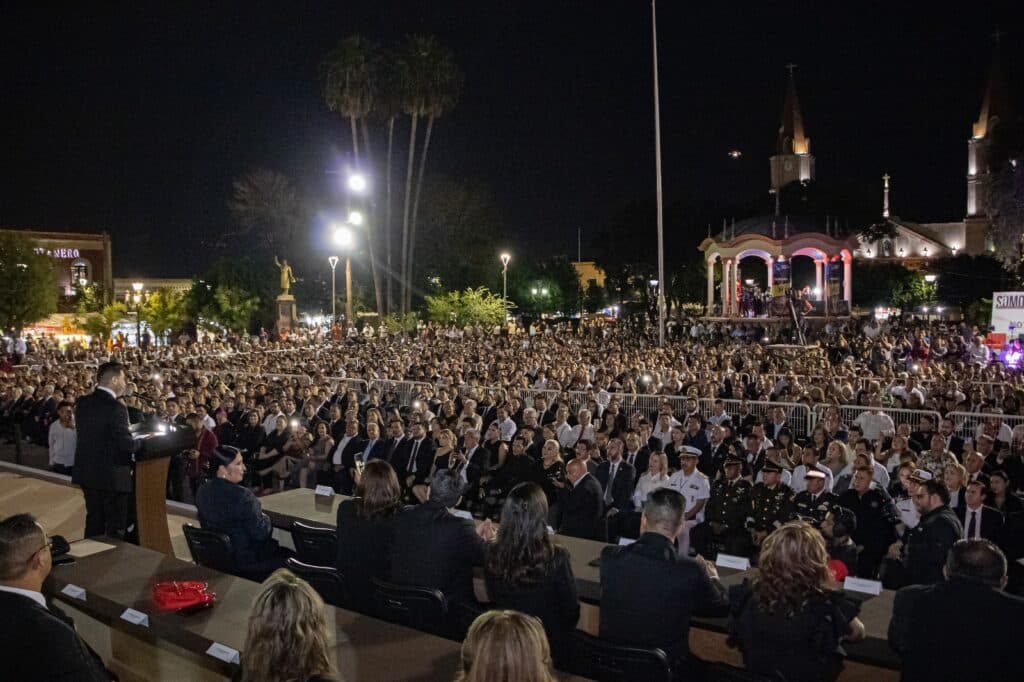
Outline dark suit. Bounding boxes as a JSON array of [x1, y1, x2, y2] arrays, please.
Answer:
[[389, 500, 484, 605], [595, 459, 636, 512], [600, 533, 729, 667], [71, 388, 136, 539], [381, 435, 410, 466], [957, 504, 1004, 543], [336, 499, 400, 611], [889, 577, 1024, 681], [557, 473, 604, 541], [623, 447, 650, 482], [0, 591, 109, 681], [394, 437, 435, 487], [334, 437, 372, 494]]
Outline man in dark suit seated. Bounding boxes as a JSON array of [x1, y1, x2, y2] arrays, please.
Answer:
[[71, 362, 137, 540], [397, 421, 435, 504], [958, 479, 1003, 543], [557, 457, 605, 541], [889, 539, 1024, 681], [599, 488, 729, 680], [389, 469, 494, 606], [0, 514, 111, 681], [596, 438, 636, 540]]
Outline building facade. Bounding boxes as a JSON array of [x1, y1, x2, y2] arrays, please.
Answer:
[[1, 228, 113, 301]]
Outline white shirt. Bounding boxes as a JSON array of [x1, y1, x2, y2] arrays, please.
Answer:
[[48, 421, 76, 467], [332, 433, 356, 465], [555, 422, 575, 449], [791, 463, 834, 493], [853, 411, 895, 441], [975, 422, 1013, 444], [0, 585, 46, 609], [895, 496, 920, 529], [568, 423, 595, 445], [496, 417, 517, 442], [963, 504, 984, 539], [263, 411, 283, 434], [633, 473, 670, 508], [666, 468, 710, 524]]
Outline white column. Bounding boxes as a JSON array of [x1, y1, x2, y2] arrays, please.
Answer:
[[843, 257, 852, 305], [723, 260, 732, 316], [765, 258, 774, 292], [730, 260, 739, 316], [815, 260, 823, 293], [706, 260, 715, 314]]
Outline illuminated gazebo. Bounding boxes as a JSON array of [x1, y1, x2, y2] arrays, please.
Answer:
[[699, 216, 855, 318]]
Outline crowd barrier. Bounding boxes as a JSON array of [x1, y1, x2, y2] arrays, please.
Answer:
[[947, 410, 1024, 454], [814, 404, 941, 434]]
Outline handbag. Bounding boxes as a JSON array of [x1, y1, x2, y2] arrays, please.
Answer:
[[152, 580, 217, 611]]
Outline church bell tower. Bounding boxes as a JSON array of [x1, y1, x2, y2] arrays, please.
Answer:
[[769, 65, 815, 212]]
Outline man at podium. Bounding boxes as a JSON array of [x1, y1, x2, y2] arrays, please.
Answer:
[[71, 362, 137, 539]]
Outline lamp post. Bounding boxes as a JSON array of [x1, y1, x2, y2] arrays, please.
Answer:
[[328, 256, 339, 323], [333, 226, 355, 326], [131, 281, 144, 346], [500, 253, 511, 307]]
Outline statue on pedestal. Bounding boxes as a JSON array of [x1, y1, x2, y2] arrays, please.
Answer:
[[274, 257, 295, 296]]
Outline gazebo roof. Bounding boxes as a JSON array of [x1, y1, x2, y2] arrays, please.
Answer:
[[699, 223, 855, 262]]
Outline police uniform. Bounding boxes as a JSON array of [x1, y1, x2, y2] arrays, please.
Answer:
[[747, 461, 794, 533], [791, 475, 839, 527], [692, 455, 751, 557], [837, 484, 898, 579], [666, 447, 710, 528]]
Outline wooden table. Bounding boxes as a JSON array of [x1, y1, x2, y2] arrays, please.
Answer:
[[47, 539, 461, 681], [261, 488, 901, 672]]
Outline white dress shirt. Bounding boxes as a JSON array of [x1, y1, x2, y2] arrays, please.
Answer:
[[0, 585, 46, 609], [332, 434, 356, 465], [48, 421, 76, 467], [791, 463, 834, 493], [666, 469, 710, 526]]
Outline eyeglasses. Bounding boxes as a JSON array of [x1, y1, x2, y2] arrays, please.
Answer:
[[25, 539, 53, 564]]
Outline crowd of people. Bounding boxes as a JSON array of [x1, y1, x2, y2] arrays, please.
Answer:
[[3, 313, 1024, 680]]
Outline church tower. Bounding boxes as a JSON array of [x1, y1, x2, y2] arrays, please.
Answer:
[[965, 45, 1010, 253], [769, 65, 815, 207]]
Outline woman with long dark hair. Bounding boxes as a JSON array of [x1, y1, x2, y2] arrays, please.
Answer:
[[484, 482, 579, 662], [728, 522, 865, 681]]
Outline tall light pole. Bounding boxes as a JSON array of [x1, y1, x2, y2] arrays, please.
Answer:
[[651, 0, 666, 346], [328, 256, 339, 324], [131, 281, 144, 346], [500, 253, 511, 310], [333, 226, 355, 326]]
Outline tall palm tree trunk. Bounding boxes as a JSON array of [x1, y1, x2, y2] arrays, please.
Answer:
[[360, 119, 384, 316], [349, 116, 360, 159], [400, 113, 419, 315], [385, 116, 395, 315], [406, 115, 435, 313]]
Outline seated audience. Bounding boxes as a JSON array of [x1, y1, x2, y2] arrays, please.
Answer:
[[484, 482, 579, 660], [456, 609, 556, 682], [600, 488, 728, 679], [729, 521, 865, 682], [889, 539, 1024, 681], [556, 457, 604, 541], [238, 569, 336, 682]]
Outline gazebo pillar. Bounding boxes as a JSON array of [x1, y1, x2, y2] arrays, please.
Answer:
[[764, 257, 773, 292], [706, 260, 715, 314], [723, 259, 733, 316], [843, 255, 853, 306], [814, 260, 823, 294]]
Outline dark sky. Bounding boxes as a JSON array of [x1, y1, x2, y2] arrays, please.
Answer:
[[2, 1, 1020, 278]]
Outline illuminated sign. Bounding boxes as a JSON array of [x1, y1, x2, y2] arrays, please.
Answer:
[[34, 247, 81, 259]]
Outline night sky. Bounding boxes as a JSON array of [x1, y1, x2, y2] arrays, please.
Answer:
[[2, 2, 1020, 278]]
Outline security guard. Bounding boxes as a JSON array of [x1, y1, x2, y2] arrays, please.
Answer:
[[694, 454, 752, 557], [882, 473, 963, 589], [747, 460, 794, 547], [790, 470, 838, 527]]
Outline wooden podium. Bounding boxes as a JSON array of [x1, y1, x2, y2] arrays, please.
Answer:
[[131, 423, 195, 556]]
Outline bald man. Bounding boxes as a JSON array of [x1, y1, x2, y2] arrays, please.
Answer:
[[558, 457, 605, 540]]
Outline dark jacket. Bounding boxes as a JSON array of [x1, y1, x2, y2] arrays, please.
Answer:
[[195, 477, 277, 566], [594, 459, 637, 512], [957, 504, 1004, 543], [0, 591, 110, 681], [336, 498, 400, 608], [903, 505, 962, 585], [389, 500, 484, 605], [600, 533, 728, 664], [889, 577, 1024, 681], [557, 473, 604, 541], [484, 545, 580, 652], [394, 437, 434, 486], [71, 389, 136, 492]]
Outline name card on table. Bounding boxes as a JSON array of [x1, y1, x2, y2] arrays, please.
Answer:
[[314, 485, 335, 497], [120, 608, 150, 627], [715, 554, 751, 571], [843, 577, 882, 595], [206, 642, 241, 665], [60, 584, 87, 601], [618, 537, 636, 546]]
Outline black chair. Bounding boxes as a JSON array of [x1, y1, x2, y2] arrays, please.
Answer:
[[562, 630, 672, 682], [369, 577, 449, 637], [707, 662, 779, 681], [285, 557, 352, 609], [182, 524, 238, 574], [290, 521, 338, 566]]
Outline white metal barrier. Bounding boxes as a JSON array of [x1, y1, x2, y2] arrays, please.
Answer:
[[947, 410, 1024, 455], [813, 404, 941, 434], [704, 399, 814, 437]]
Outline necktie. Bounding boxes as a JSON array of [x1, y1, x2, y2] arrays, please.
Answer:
[[604, 464, 617, 504], [628, 452, 636, 466], [967, 510, 977, 539], [810, 494, 816, 506], [362, 440, 373, 461], [409, 440, 420, 473]]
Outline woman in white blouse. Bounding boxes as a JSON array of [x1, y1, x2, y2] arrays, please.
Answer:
[[632, 452, 671, 508]]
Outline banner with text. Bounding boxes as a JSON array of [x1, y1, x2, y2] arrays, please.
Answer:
[[991, 292, 1024, 337]]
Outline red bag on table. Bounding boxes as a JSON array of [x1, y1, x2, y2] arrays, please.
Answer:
[[152, 580, 217, 611]]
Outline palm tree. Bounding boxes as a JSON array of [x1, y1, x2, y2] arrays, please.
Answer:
[[375, 50, 405, 315], [322, 35, 385, 315], [225, 168, 304, 257], [395, 35, 463, 314]]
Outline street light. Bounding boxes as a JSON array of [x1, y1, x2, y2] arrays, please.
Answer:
[[500, 253, 511, 304], [328, 256, 339, 324], [332, 225, 355, 326], [347, 172, 367, 193], [131, 282, 144, 346], [924, 274, 937, 283], [348, 210, 364, 226]]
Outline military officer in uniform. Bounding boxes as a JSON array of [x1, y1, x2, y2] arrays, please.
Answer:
[[692, 454, 752, 557], [666, 446, 710, 532], [790, 470, 838, 527], [746, 460, 794, 550]]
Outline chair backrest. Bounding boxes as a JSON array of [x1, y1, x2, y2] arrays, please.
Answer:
[[370, 577, 448, 635], [182, 524, 237, 574], [563, 630, 672, 682], [285, 557, 352, 609], [707, 662, 779, 681], [290, 521, 338, 566]]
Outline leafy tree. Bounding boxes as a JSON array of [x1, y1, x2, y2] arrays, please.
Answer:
[[989, 161, 1024, 273], [140, 289, 187, 343], [76, 303, 127, 343], [425, 287, 506, 327], [224, 168, 307, 260], [186, 257, 276, 333], [70, 282, 107, 314], [0, 232, 58, 333], [212, 286, 261, 333], [853, 262, 935, 311], [583, 280, 606, 313], [505, 256, 581, 315]]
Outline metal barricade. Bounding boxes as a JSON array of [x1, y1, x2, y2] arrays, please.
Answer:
[[813, 404, 941, 435], [703, 399, 814, 437], [946, 410, 1024, 455]]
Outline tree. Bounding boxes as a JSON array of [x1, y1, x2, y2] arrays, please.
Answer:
[[321, 35, 385, 315], [76, 303, 127, 343], [425, 286, 506, 327], [225, 168, 306, 259], [0, 232, 58, 333], [140, 289, 187, 343], [186, 257, 276, 333], [583, 280, 606, 313], [853, 262, 935, 311], [70, 282, 107, 314], [506, 256, 581, 315], [989, 161, 1024, 273]]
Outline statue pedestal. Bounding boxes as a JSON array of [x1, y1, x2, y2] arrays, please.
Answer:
[[276, 294, 297, 332]]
